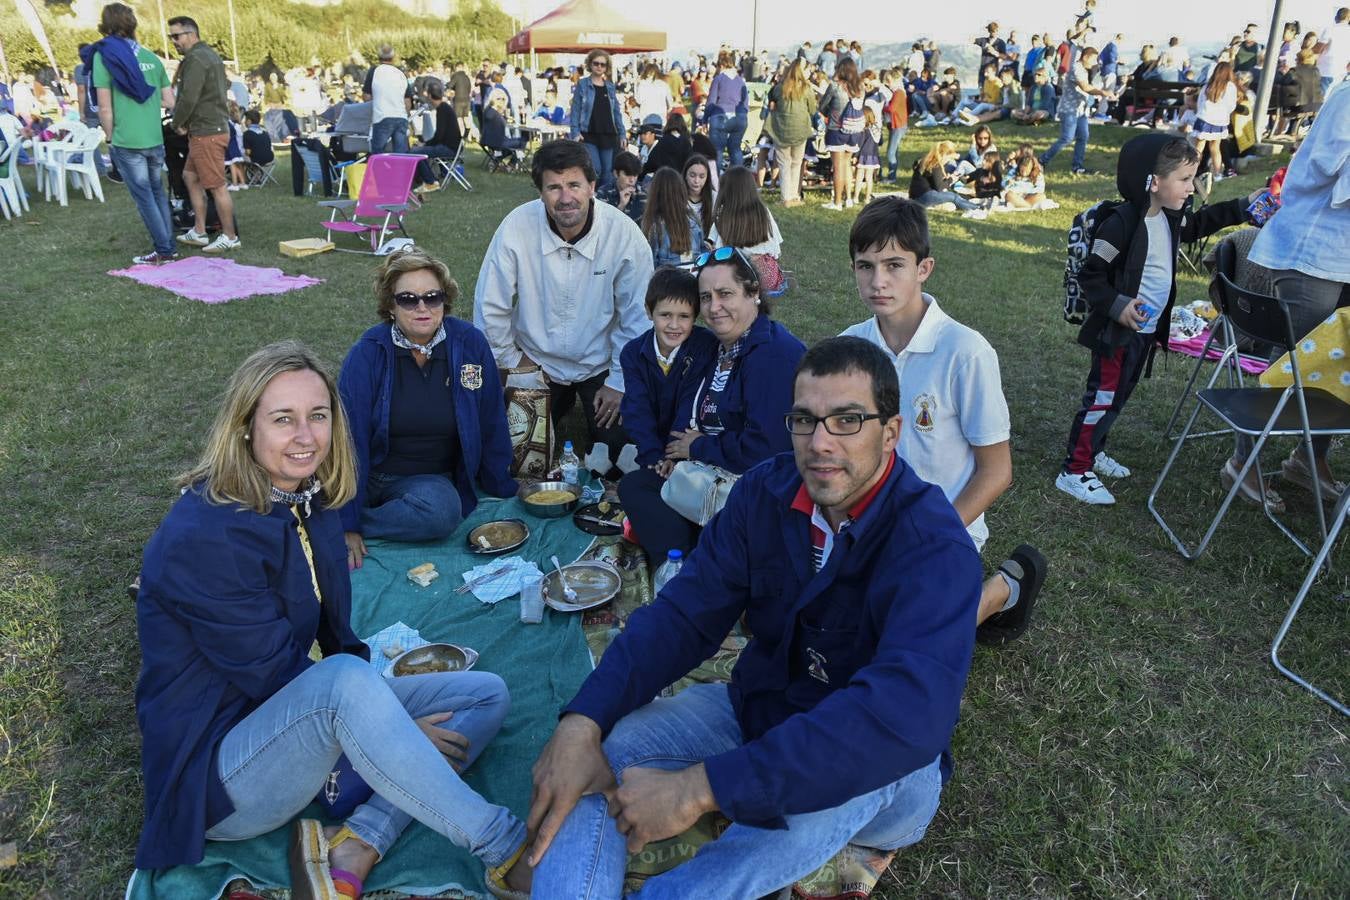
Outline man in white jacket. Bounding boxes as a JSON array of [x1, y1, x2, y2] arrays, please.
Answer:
[[474, 140, 654, 469]]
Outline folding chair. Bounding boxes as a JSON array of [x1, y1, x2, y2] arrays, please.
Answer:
[[320, 153, 419, 251], [1149, 275, 1350, 560], [432, 141, 472, 191], [1161, 237, 1246, 442], [295, 144, 330, 196], [244, 159, 278, 187], [1271, 486, 1350, 717]]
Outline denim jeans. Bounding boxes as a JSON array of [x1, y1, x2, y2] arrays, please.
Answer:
[[531, 683, 943, 899], [110, 144, 175, 255], [362, 471, 464, 542], [371, 117, 410, 155], [582, 141, 615, 189], [1039, 110, 1090, 170], [910, 92, 931, 116], [885, 126, 906, 178], [707, 113, 748, 170], [204, 654, 524, 864], [919, 189, 981, 211]]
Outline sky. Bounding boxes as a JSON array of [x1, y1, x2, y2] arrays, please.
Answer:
[[497, 0, 1339, 56]]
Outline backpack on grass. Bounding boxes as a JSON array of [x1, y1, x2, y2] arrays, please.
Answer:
[[1063, 199, 1128, 324]]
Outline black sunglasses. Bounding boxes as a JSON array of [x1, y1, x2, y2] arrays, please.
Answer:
[[393, 289, 447, 310]]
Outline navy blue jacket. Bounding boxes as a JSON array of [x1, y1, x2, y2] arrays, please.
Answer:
[[566, 453, 981, 825], [86, 36, 154, 103], [338, 320, 517, 532], [620, 325, 718, 467], [134, 487, 368, 869], [680, 314, 806, 474]]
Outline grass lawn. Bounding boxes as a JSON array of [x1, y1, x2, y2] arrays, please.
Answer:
[[0, 124, 1345, 898]]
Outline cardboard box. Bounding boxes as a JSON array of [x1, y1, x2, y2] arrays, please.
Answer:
[[279, 238, 335, 258]]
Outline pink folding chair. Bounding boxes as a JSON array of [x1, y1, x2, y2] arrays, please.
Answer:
[[319, 153, 419, 251]]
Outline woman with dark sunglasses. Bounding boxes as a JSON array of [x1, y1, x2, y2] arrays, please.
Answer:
[[569, 48, 623, 189], [337, 250, 517, 569], [619, 247, 806, 562]]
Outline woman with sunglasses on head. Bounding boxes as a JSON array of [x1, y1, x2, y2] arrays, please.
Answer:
[[338, 250, 516, 570], [569, 48, 623, 188], [134, 341, 534, 899], [619, 246, 806, 563]]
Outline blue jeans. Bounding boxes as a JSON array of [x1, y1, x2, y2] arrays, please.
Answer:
[[371, 117, 410, 155], [362, 471, 464, 542], [531, 683, 943, 899], [110, 144, 175, 255], [708, 112, 748, 170], [204, 655, 523, 864], [1040, 110, 1089, 170], [582, 141, 615, 189], [919, 189, 981, 211], [910, 92, 931, 116], [885, 126, 906, 178]]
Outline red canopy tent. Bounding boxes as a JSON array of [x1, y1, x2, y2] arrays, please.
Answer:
[[506, 0, 667, 55]]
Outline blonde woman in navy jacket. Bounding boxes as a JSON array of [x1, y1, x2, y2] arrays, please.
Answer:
[[134, 342, 533, 897], [339, 249, 516, 569]]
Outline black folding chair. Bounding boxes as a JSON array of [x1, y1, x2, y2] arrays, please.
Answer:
[[1162, 237, 1247, 443], [1271, 485, 1350, 716], [1149, 275, 1350, 559]]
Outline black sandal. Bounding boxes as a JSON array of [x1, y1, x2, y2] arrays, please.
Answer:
[[976, 544, 1047, 647]]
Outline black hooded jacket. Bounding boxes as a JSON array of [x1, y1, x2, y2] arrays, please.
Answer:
[[1076, 132, 1246, 358]]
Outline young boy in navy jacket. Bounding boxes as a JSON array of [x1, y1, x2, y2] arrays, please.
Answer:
[[619, 266, 718, 475], [1056, 134, 1255, 505]]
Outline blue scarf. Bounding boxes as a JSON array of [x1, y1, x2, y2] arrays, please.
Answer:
[[81, 37, 153, 104]]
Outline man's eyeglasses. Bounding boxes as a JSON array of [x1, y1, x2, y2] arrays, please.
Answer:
[[785, 412, 886, 436], [168, 31, 190, 40], [393, 289, 447, 310]]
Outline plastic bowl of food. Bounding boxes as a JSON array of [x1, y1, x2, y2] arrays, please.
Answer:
[[391, 643, 479, 677], [517, 480, 582, 519]]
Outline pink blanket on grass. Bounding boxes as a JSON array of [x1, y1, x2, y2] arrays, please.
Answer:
[[109, 257, 323, 303], [1170, 328, 1270, 375]]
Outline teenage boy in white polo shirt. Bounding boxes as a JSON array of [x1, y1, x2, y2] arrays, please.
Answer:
[[841, 196, 1045, 643]]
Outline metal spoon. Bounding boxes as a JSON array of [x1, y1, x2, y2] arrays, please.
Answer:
[[550, 554, 577, 601]]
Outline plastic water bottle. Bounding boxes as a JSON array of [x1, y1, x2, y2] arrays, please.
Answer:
[[652, 550, 684, 595], [559, 441, 580, 485]]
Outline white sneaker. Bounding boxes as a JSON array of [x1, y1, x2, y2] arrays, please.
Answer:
[[821, 201, 843, 210], [1093, 451, 1132, 479], [962, 208, 988, 220], [177, 228, 209, 246], [845, 198, 856, 208], [202, 234, 241, 254], [1056, 470, 1116, 505]]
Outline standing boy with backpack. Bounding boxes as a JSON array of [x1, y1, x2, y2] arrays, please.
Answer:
[[1056, 133, 1259, 505]]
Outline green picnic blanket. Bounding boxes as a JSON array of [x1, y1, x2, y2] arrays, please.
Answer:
[[126, 494, 596, 900]]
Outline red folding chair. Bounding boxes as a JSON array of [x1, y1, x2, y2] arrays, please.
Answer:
[[320, 153, 419, 251]]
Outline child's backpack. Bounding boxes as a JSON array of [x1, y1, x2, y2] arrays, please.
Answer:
[[1063, 200, 1128, 324]]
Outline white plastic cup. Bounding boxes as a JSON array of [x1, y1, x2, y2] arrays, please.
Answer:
[[519, 574, 545, 624]]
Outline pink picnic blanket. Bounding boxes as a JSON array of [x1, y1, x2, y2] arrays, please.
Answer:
[[1170, 328, 1269, 375], [109, 257, 323, 304]]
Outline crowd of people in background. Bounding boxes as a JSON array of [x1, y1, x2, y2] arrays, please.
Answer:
[[3, 1, 1348, 897]]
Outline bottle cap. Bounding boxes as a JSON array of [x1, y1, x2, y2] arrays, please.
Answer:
[[563, 440, 574, 451], [667, 549, 683, 561]]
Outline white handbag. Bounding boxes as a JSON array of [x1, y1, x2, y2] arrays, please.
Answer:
[[661, 460, 740, 526]]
